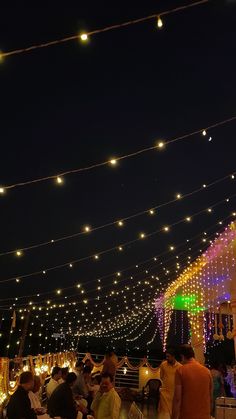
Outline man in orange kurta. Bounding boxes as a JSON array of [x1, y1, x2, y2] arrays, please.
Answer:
[[158, 348, 181, 419], [172, 344, 213, 419]]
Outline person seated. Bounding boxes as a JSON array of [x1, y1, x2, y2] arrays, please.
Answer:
[[47, 372, 86, 419], [46, 366, 62, 398], [59, 366, 69, 383], [28, 376, 50, 419], [7, 371, 37, 419], [91, 372, 121, 419]]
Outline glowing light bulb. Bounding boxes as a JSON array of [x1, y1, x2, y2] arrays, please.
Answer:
[[84, 225, 91, 233], [16, 250, 22, 257], [77, 284, 81, 288], [117, 220, 124, 227], [170, 246, 175, 251], [94, 254, 99, 260], [207, 208, 212, 213], [149, 209, 155, 215], [80, 33, 88, 41], [110, 159, 117, 166], [69, 263, 73, 268], [202, 130, 207, 136], [231, 174, 235, 179], [186, 217, 191, 222], [43, 270, 46, 274], [163, 226, 169, 232], [158, 141, 165, 149], [16, 278, 20, 283], [176, 193, 182, 199], [118, 246, 123, 251], [57, 290, 61, 295], [56, 176, 63, 184], [157, 16, 163, 28], [140, 233, 145, 239], [0, 187, 5, 194], [203, 184, 207, 188]]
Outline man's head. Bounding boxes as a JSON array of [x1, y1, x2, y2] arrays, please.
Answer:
[[100, 373, 113, 393], [75, 361, 84, 373], [179, 344, 195, 364], [166, 347, 176, 365], [51, 366, 62, 381], [19, 371, 34, 392], [65, 372, 77, 387]]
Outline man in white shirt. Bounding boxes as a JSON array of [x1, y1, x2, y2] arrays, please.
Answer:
[[91, 373, 121, 419], [46, 366, 62, 399]]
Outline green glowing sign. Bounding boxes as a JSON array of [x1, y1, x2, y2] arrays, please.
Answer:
[[166, 294, 205, 313]]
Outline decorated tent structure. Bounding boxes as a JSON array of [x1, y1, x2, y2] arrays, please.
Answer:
[[156, 221, 236, 362]]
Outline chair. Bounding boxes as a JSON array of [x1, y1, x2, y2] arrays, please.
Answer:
[[128, 401, 144, 419], [142, 378, 161, 410]]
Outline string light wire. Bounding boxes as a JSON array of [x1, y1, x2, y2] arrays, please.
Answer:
[[0, 170, 234, 257], [0, 1, 209, 60]]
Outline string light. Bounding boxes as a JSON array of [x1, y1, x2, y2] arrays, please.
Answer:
[[186, 217, 192, 222], [84, 225, 91, 233], [16, 250, 22, 257], [157, 141, 165, 149], [157, 16, 163, 28], [110, 159, 117, 166], [56, 176, 63, 184], [117, 220, 124, 227], [176, 193, 182, 199], [0, 187, 5, 194], [149, 209, 155, 215], [1, 114, 236, 192], [140, 233, 146, 239], [202, 130, 207, 136], [80, 33, 88, 41], [163, 226, 169, 232]]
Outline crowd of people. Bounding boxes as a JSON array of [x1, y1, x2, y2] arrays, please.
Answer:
[[5, 345, 236, 419], [6, 350, 121, 419]]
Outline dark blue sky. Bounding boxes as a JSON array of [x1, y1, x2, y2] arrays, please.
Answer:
[[0, 0, 236, 355]]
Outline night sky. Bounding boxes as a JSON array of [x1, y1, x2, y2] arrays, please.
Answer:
[[0, 0, 236, 357]]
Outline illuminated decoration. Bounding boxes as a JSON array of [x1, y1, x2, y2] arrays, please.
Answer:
[[80, 33, 88, 41], [202, 129, 207, 136], [156, 222, 236, 354], [158, 141, 165, 149], [56, 176, 63, 184], [157, 16, 163, 28], [16, 250, 22, 257], [0, 1, 209, 61], [0, 169, 234, 258], [176, 193, 182, 199], [110, 159, 117, 166], [1, 114, 235, 193], [0, 187, 5, 194]]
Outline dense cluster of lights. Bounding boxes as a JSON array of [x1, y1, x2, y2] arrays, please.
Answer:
[[157, 222, 236, 351]]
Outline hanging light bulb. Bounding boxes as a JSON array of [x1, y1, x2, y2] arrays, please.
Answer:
[[0, 187, 5, 194], [56, 176, 63, 184], [202, 130, 207, 136], [157, 16, 163, 29], [16, 250, 22, 257], [80, 33, 88, 41]]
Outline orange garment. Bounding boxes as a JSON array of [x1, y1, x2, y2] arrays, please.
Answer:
[[158, 360, 181, 418], [175, 359, 212, 419]]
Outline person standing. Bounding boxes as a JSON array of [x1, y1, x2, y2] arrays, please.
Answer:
[[91, 373, 121, 419], [172, 345, 213, 419], [102, 351, 117, 382], [158, 347, 181, 419], [46, 366, 62, 398], [7, 372, 37, 419]]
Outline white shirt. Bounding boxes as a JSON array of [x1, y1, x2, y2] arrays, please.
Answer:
[[91, 388, 121, 419], [46, 378, 59, 398]]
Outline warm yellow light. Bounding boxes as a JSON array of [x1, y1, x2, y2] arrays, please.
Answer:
[[157, 16, 163, 28], [0, 187, 5, 194], [118, 246, 123, 251], [163, 226, 169, 232], [110, 159, 117, 165], [16, 250, 22, 257], [69, 263, 73, 268], [207, 208, 212, 213], [170, 246, 175, 251], [186, 217, 191, 222], [94, 254, 99, 260], [176, 193, 182, 199], [84, 225, 91, 233], [140, 233, 145, 239], [16, 278, 20, 283], [56, 290, 61, 294], [202, 130, 207, 136], [158, 141, 165, 149], [77, 284, 81, 288], [232, 212, 236, 217], [203, 184, 207, 188], [56, 176, 63, 184], [149, 209, 155, 215], [80, 33, 88, 41], [118, 220, 124, 227], [231, 174, 235, 179], [83, 299, 88, 304]]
